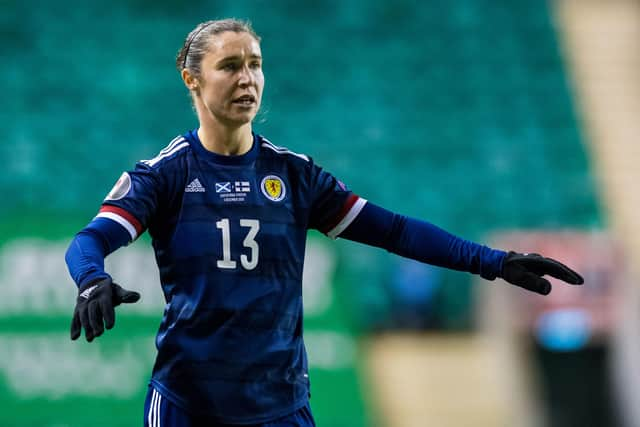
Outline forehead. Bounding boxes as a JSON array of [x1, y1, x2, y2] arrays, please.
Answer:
[[204, 31, 261, 60]]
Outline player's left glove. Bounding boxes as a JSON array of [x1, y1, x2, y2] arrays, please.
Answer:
[[70, 277, 140, 342], [500, 251, 584, 295]]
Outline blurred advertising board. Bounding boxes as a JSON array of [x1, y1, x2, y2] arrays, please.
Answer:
[[478, 231, 625, 351], [0, 235, 369, 427], [490, 231, 620, 351]]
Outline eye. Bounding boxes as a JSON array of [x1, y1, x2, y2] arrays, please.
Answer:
[[249, 61, 261, 69], [222, 63, 238, 71]]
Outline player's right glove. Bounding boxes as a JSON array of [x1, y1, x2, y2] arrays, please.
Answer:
[[501, 251, 584, 295], [70, 277, 140, 342]]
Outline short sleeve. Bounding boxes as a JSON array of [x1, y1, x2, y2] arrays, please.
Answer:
[[307, 163, 367, 239], [95, 162, 162, 242]]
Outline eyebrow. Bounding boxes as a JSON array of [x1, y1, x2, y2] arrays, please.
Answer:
[[217, 54, 262, 63]]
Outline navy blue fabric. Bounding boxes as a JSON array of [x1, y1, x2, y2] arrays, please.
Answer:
[[67, 130, 507, 424], [340, 202, 506, 280], [68, 130, 354, 424], [144, 386, 316, 427], [65, 217, 130, 287]]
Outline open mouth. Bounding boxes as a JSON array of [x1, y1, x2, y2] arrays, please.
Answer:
[[232, 95, 256, 106]]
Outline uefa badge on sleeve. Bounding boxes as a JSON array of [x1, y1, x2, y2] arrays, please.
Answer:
[[260, 175, 286, 202], [105, 172, 132, 201]]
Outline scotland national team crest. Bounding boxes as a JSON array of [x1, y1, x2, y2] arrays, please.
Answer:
[[260, 175, 286, 202]]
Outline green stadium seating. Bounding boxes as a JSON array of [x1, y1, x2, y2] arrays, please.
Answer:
[[1, 0, 600, 326]]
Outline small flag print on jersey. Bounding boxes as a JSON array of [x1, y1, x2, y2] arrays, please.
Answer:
[[260, 175, 286, 202]]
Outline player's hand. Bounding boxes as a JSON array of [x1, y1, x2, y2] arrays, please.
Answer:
[[70, 277, 140, 342], [500, 251, 584, 295]]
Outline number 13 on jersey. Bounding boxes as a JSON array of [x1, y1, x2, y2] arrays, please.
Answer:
[[216, 218, 260, 270]]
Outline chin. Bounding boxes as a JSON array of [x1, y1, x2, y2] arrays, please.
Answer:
[[230, 113, 257, 125]]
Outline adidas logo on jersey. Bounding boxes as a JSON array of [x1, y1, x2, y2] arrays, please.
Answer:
[[185, 178, 206, 193]]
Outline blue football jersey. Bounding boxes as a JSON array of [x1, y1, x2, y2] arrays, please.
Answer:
[[96, 130, 367, 424]]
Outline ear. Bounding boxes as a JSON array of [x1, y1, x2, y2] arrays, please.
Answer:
[[181, 68, 199, 91]]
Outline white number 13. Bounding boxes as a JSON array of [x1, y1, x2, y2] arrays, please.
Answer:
[[216, 218, 260, 270]]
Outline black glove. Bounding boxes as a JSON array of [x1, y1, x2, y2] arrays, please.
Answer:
[[501, 251, 584, 295], [70, 277, 140, 342]]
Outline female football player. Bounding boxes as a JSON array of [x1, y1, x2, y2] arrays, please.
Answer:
[[65, 19, 583, 427]]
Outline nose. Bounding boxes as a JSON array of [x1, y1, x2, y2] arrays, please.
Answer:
[[238, 64, 254, 87]]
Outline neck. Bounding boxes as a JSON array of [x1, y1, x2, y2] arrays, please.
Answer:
[[196, 114, 253, 156]]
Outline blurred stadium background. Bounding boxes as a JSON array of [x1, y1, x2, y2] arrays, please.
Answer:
[[2, 0, 639, 425]]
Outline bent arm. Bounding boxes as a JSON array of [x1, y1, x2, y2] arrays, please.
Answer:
[[65, 218, 131, 287], [339, 202, 506, 280]]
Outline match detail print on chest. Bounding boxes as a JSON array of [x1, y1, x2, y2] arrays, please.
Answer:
[[183, 168, 290, 207]]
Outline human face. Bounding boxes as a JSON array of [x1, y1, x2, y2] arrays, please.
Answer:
[[194, 31, 264, 127]]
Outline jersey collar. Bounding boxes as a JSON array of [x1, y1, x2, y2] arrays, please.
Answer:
[[186, 129, 259, 166]]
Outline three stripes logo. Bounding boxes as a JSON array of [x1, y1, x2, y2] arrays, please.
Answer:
[[185, 178, 206, 193], [79, 284, 98, 300]]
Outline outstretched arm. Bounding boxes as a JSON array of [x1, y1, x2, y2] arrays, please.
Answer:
[[65, 218, 140, 341], [339, 202, 583, 294], [65, 218, 129, 287]]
